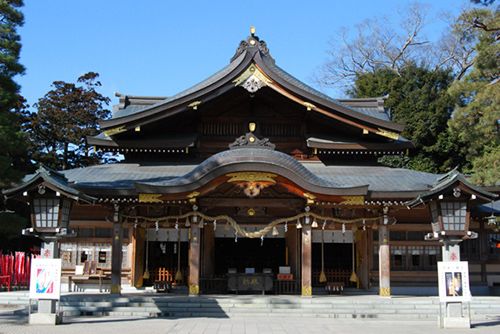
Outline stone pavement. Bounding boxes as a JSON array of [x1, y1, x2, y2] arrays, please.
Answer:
[[1, 312, 500, 334]]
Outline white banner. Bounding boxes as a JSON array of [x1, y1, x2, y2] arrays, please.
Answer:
[[438, 261, 471, 302], [29, 258, 62, 300]]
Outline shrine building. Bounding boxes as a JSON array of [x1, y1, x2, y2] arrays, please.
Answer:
[[4, 30, 499, 296]]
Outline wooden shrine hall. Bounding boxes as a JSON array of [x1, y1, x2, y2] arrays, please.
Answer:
[[4, 29, 499, 297]]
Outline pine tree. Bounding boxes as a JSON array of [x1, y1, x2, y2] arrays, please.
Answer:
[[350, 64, 460, 173], [448, 9, 499, 185], [0, 0, 28, 188], [27, 72, 112, 170]]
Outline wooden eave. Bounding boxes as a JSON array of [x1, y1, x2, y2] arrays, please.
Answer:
[[251, 52, 404, 133], [99, 50, 256, 131], [87, 133, 197, 149], [406, 171, 498, 208], [306, 137, 414, 151], [3, 167, 95, 204]]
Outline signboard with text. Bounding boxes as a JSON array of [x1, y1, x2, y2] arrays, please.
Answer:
[[438, 261, 471, 302], [29, 258, 62, 300]]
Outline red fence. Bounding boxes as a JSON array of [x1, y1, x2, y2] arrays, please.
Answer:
[[0, 252, 32, 290]]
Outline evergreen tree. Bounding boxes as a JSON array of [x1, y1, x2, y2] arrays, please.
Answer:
[[350, 64, 460, 173], [448, 9, 499, 185], [26, 72, 112, 170], [0, 0, 28, 188]]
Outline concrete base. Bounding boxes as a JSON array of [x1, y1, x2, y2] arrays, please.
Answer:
[[441, 316, 471, 329], [29, 312, 62, 325]]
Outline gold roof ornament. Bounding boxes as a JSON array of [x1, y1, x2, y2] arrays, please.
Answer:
[[339, 196, 365, 205], [188, 101, 201, 110], [303, 102, 316, 111], [250, 26, 256, 36], [375, 128, 400, 140], [233, 64, 272, 93], [303, 192, 316, 205], [103, 126, 127, 136], [138, 193, 163, 203], [226, 172, 277, 183]]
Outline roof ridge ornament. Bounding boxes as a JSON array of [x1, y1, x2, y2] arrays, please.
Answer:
[[230, 29, 273, 63], [228, 132, 276, 150]]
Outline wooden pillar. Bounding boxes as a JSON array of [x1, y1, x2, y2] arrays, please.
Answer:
[[357, 229, 369, 289], [479, 220, 488, 283], [131, 226, 145, 288], [202, 226, 215, 278], [111, 205, 123, 295], [378, 212, 391, 297], [301, 224, 312, 297], [286, 224, 298, 278], [189, 224, 201, 296]]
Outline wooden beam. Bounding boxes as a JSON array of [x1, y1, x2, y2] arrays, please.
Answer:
[[199, 197, 304, 208]]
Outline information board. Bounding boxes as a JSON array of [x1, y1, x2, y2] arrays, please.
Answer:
[[29, 258, 62, 300], [438, 261, 471, 302]]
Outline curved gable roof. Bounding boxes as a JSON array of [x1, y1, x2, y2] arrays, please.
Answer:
[[135, 146, 369, 196], [99, 33, 404, 134]]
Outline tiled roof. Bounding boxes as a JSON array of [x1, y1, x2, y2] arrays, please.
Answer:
[[57, 159, 440, 194], [110, 52, 247, 120], [302, 163, 439, 193]]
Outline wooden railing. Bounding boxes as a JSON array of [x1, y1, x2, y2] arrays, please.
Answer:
[[274, 280, 299, 294], [312, 269, 350, 286]]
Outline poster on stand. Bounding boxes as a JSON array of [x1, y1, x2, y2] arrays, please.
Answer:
[[29, 258, 62, 300], [438, 261, 471, 302]]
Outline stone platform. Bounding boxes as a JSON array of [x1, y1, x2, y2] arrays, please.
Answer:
[[1, 290, 500, 321]]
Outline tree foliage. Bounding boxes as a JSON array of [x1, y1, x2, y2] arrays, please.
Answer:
[[0, 0, 28, 188], [319, 3, 499, 184], [350, 64, 459, 173], [448, 9, 499, 185], [318, 3, 431, 88], [26, 72, 112, 170]]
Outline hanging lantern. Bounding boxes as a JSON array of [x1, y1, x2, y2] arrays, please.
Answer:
[[311, 219, 318, 228]]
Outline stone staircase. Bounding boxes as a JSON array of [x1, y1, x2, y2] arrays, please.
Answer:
[[1, 292, 499, 321]]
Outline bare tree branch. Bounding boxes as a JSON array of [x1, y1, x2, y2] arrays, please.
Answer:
[[317, 3, 431, 88]]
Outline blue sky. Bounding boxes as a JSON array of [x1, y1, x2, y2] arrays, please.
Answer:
[[17, 0, 472, 109]]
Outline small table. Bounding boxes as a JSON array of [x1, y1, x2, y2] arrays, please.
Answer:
[[0, 275, 11, 291], [68, 274, 110, 292]]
